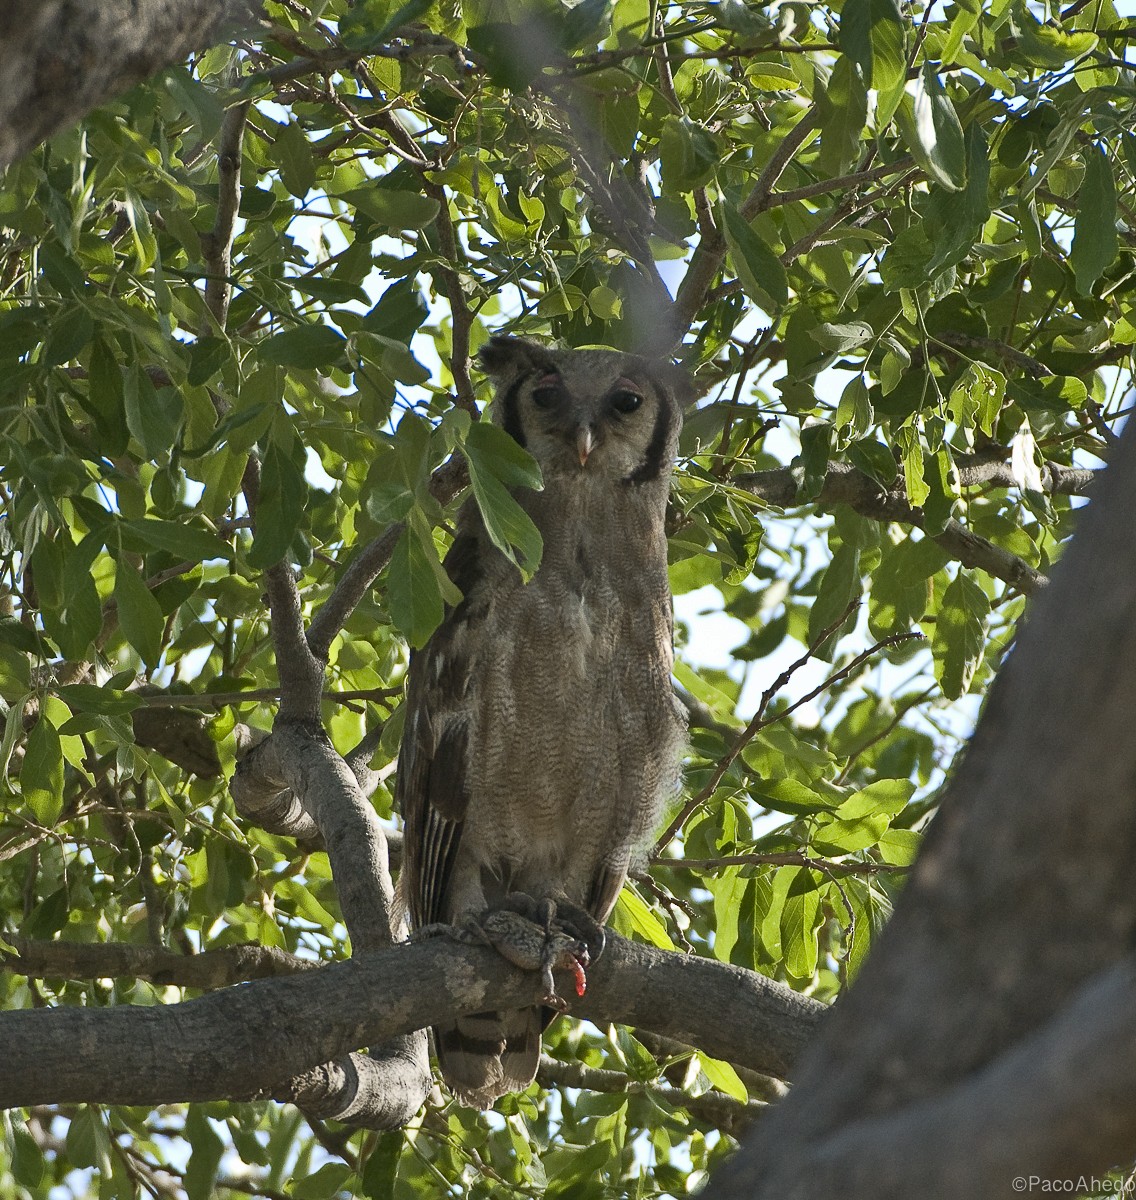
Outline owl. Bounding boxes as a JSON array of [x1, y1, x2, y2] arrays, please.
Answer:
[[396, 335, 689, 1108]]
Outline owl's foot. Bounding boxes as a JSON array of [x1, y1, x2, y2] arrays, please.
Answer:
[[452, 903, 590, 1012], [540, 898, 607, 967]]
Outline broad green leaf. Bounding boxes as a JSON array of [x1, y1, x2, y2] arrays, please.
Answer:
[[84, 336, 130, 455], [780, 869, 824, 978], [187, 335, 231, 386], [1014, 1, 1098, 67], [388, 522, 444, 649], [933, 572, 989, 699], [611, 888, 674, 950], [125, 362, 183, 457], [248, 440, 308, 568], [719, 204, 788, 311], [123, 518, 233, 562], [698, 1053, 749, 1103], [949, 362, 1005, 437], [1071, 145, 1117, 296], [839, 0, 905, 92], [811, 812, 890, 854], [660, 115, 720, 192], [809, 321, 874, 352], [836, 778, 916, 819], [816, 55, 869, 175], [462, 422, 544, 579], [808, 543, 860, 651], [184, 1107, 224, 1200], [344, 187, 440, 230], [835, 376, 873, 438], [22, 715, 63, 825], [258, 324, 346, 369], [114, 560, 165, 667], [275, 120, 316, 199], [291, 1165, 357, 1199], [898, 425, 930, 508], [898, 66, 967, 192]]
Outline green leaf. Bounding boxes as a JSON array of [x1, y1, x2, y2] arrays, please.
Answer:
[[276, 120, 316, 199], [114, 560, 165, 667], [258, 324, 346, 369], [780, 869, 824, 978], [1014, 1, 1098, 67], [808, 543, 860, 652], [897, 66, 967, 192], [387, 522, 444, 649], [120, 518, 229, 565], [898, 425, 930, 508], [248, 440, 308, 568], [697, 1053, 749, 1103], [188, 336, 231, 386], [344, 187, 440, 231], [611, 888, 674, 950], [933, 572, 989, 699], [816, 55, 869, 175], [57, 684, 142, 716], [84, 336, 130, 455], [291, 1164, 357, 1199], [360, 1132, 403, 1200], [22, 716, 63, 825], [835, 376, 873, 438], [660, 115, 720, 192], [184, 1108, 224, 1200], [836, 778, 916, 819], [839, 0, 905, 92], [719, 204, 788, 311], [949, 362, 1005, 437], [1071, 145, 1117, 297], [811, 812, 890, 854], [809, 321, 874, 352], [361, 278, 429, 342], [125, 362, 183, 458], [463, 422, 544, 579]]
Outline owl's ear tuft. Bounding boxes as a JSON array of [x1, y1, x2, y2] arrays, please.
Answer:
[[477, 335, 553, 381]]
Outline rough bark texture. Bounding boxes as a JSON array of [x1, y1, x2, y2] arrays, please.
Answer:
[[0, 0, 265, 172], [0, 931, 824, 1108], [707, 416, 1136, 1196]]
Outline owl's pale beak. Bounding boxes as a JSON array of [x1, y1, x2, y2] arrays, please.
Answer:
[[575, 425, 595, 467]]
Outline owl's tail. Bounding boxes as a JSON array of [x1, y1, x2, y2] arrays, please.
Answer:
[[433, 1006, 543, 1109]]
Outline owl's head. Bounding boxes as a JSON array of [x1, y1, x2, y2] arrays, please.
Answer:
[[478, 335, 693, 486]]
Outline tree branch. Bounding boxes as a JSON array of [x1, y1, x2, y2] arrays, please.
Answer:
[[2, 937, 315, 988], [733, 460, 1074, 594], [0, 932, 825, 1110], [0, 0, 266, 172]]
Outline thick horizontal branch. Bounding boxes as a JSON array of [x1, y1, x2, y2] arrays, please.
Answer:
[[0, 931, 824, 1110], [2, 937, 315, 988]]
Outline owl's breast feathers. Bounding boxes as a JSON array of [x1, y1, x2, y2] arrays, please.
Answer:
[[398, 468, 683, 933]]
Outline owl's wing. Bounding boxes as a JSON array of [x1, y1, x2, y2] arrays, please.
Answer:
[[397, 530, 482, 928]]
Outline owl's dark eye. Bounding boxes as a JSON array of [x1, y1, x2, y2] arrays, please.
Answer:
[[531, 373, 563, 409], [610, 388, 643, 415]]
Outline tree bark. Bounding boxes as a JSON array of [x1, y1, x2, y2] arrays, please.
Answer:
[[0, 931, 824, 1108], [0, 0, 265, 172], [707, 413, 1136, 1196]]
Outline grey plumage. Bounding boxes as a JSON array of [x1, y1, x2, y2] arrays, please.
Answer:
[[397, 335, 689, 1108]]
